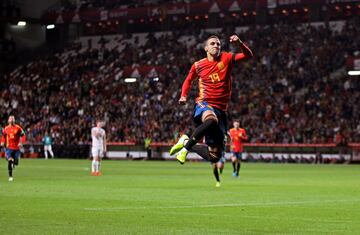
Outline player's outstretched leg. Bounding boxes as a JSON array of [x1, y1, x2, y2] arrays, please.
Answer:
[[236, 161, 241, 177], [91, 159, 96, 176], [232, 159, 237, 176], [96, 160, 102, 176], [8, 159, 14, 181], [14, 157, 19, 166], [175, 118, 218, 164], [213, 165, 221, 187], [49, 148, 54, 158]]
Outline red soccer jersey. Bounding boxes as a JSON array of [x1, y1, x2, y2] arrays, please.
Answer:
[[229, 127, 247, 153], [181, 52, 234, 111], [1, 124, 26, 150], [181, 50, 250, 111]]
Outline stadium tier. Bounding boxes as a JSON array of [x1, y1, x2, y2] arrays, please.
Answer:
[[1, 19, 359, 145]]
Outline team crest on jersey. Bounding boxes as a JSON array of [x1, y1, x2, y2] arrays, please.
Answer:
[[217, 61, 225, 70]]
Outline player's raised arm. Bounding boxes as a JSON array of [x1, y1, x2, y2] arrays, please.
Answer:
[[229, 34, 253, 61], [179, 63, 198, 105], [0, 128, 5, 147]]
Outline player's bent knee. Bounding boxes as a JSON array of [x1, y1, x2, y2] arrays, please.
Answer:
[[202, 112, 218, 124]]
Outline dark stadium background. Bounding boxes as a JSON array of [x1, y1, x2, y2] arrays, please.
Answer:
[[1, 0, 359, 162]]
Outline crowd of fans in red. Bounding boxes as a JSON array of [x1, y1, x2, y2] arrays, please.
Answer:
[[0, 19, 359, 145]]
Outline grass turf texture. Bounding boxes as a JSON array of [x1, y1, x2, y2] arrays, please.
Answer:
[[0, 159, 359, 235]]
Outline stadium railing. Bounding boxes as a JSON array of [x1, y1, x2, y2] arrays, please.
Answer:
[[5, 142, 358, 164]]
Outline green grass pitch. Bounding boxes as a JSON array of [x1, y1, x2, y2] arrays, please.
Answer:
[[0, 159, 360, 235]]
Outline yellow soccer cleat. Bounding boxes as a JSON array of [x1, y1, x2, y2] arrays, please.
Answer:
[[215, 182, 221, 187], [169, 134, 189, 155], [176, 148, 188, 165]]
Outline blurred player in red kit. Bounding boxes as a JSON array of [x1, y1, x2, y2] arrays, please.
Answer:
[[170, 34, 253, 166], [1, 115, 26, 181], [228, 120, 248, 177]]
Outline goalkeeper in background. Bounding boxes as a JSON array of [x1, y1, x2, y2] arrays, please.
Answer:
[[43, 131, 54, 159]]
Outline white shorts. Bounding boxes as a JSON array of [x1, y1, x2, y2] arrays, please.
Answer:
[[92, 147, 104, 158], [44, 145, 53, 152]]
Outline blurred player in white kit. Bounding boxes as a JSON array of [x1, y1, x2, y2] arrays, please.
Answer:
[[91, 120, 107, 176]]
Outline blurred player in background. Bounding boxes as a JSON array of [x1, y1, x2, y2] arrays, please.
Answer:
[[170, 34, 253, 165], [42, 131, 54, 159], [91, 120, 106, 176], [228, 120, 248, 177], [1, 115, 26, 182]]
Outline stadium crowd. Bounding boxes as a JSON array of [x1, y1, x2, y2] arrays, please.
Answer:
[[54, 0, 200, 11], [0, 19, 359, 145]]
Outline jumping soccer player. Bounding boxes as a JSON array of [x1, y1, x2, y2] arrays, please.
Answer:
[[91, 120, 106, 176], [170, 34, 253, 165], [228, 120, 248, 177], [1, 115, 26, 182]]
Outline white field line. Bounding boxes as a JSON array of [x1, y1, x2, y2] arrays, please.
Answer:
[[84, 198, 360, 212]]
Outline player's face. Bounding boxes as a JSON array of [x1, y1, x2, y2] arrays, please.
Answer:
[[233, 121, 240, 128], [205, 38, 221, 57], [8, 116, 15, 125], [97, 121, 105, 128]]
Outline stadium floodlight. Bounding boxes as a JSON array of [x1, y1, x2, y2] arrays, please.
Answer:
[[17, 21, 26, 26], [348, 70, 360, 76], [46, 24, 55, 29], [124, 78, 137, 83]]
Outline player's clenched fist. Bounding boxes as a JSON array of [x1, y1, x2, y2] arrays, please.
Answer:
[[179, 96, 187, 105], [229, 35, 242, 44]]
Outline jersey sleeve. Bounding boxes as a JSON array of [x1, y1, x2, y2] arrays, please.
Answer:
[[241, 129, 248, 141], [18, 126, 26, 143], [181, 63, 198, 97], [229, 128, 234, 139], [21, 135, 26, 143], [19, 126, 25, 136], [0, 128, 5, 145], [232, 42, 253, 62]]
